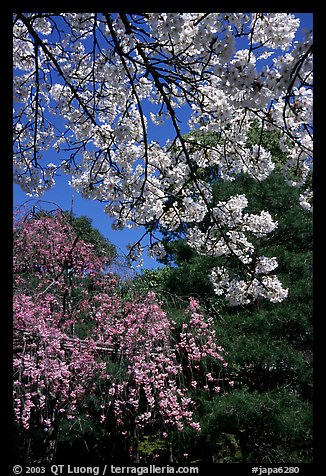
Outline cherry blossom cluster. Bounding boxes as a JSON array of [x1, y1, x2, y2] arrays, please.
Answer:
[[90, 291, 230, 433], [178, 298, 227, 394], [13, 293, 106, 430], [210, 265, 288, 306], [13, 13, 313, 304], [13, 211, 229, 439], [14, 212, 104, 279], [299, 188, 313, 212], [185, 194, 288, 304]]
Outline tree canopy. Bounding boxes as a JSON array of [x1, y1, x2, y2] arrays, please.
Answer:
[[13, 12, 313, 305]]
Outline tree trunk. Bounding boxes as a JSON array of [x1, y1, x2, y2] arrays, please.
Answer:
[[41, 414, 61, 463]]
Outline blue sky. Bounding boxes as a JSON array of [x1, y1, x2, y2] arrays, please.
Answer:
[[13, 13, 313, 270]]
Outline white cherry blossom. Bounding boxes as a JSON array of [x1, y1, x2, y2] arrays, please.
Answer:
[[13, 12, 313, 305]]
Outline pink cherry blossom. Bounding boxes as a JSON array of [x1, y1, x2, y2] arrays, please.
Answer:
[[13, 209, 229, 460]]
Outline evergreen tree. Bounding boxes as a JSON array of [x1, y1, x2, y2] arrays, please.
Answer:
[[137, 129, 313, 463]]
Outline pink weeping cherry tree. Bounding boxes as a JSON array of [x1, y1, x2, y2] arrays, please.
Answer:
[[13, 208, 230, 462]]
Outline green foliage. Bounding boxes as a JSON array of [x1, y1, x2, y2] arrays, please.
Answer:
[[55, 415, 130, 464], [147, 256, 216, 301], [169, 386, 312, 464], [198, 388, 313, 463], [148, 126, 313, 463], [137, 434, 169, 461], [68, 214, 117, 263]]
